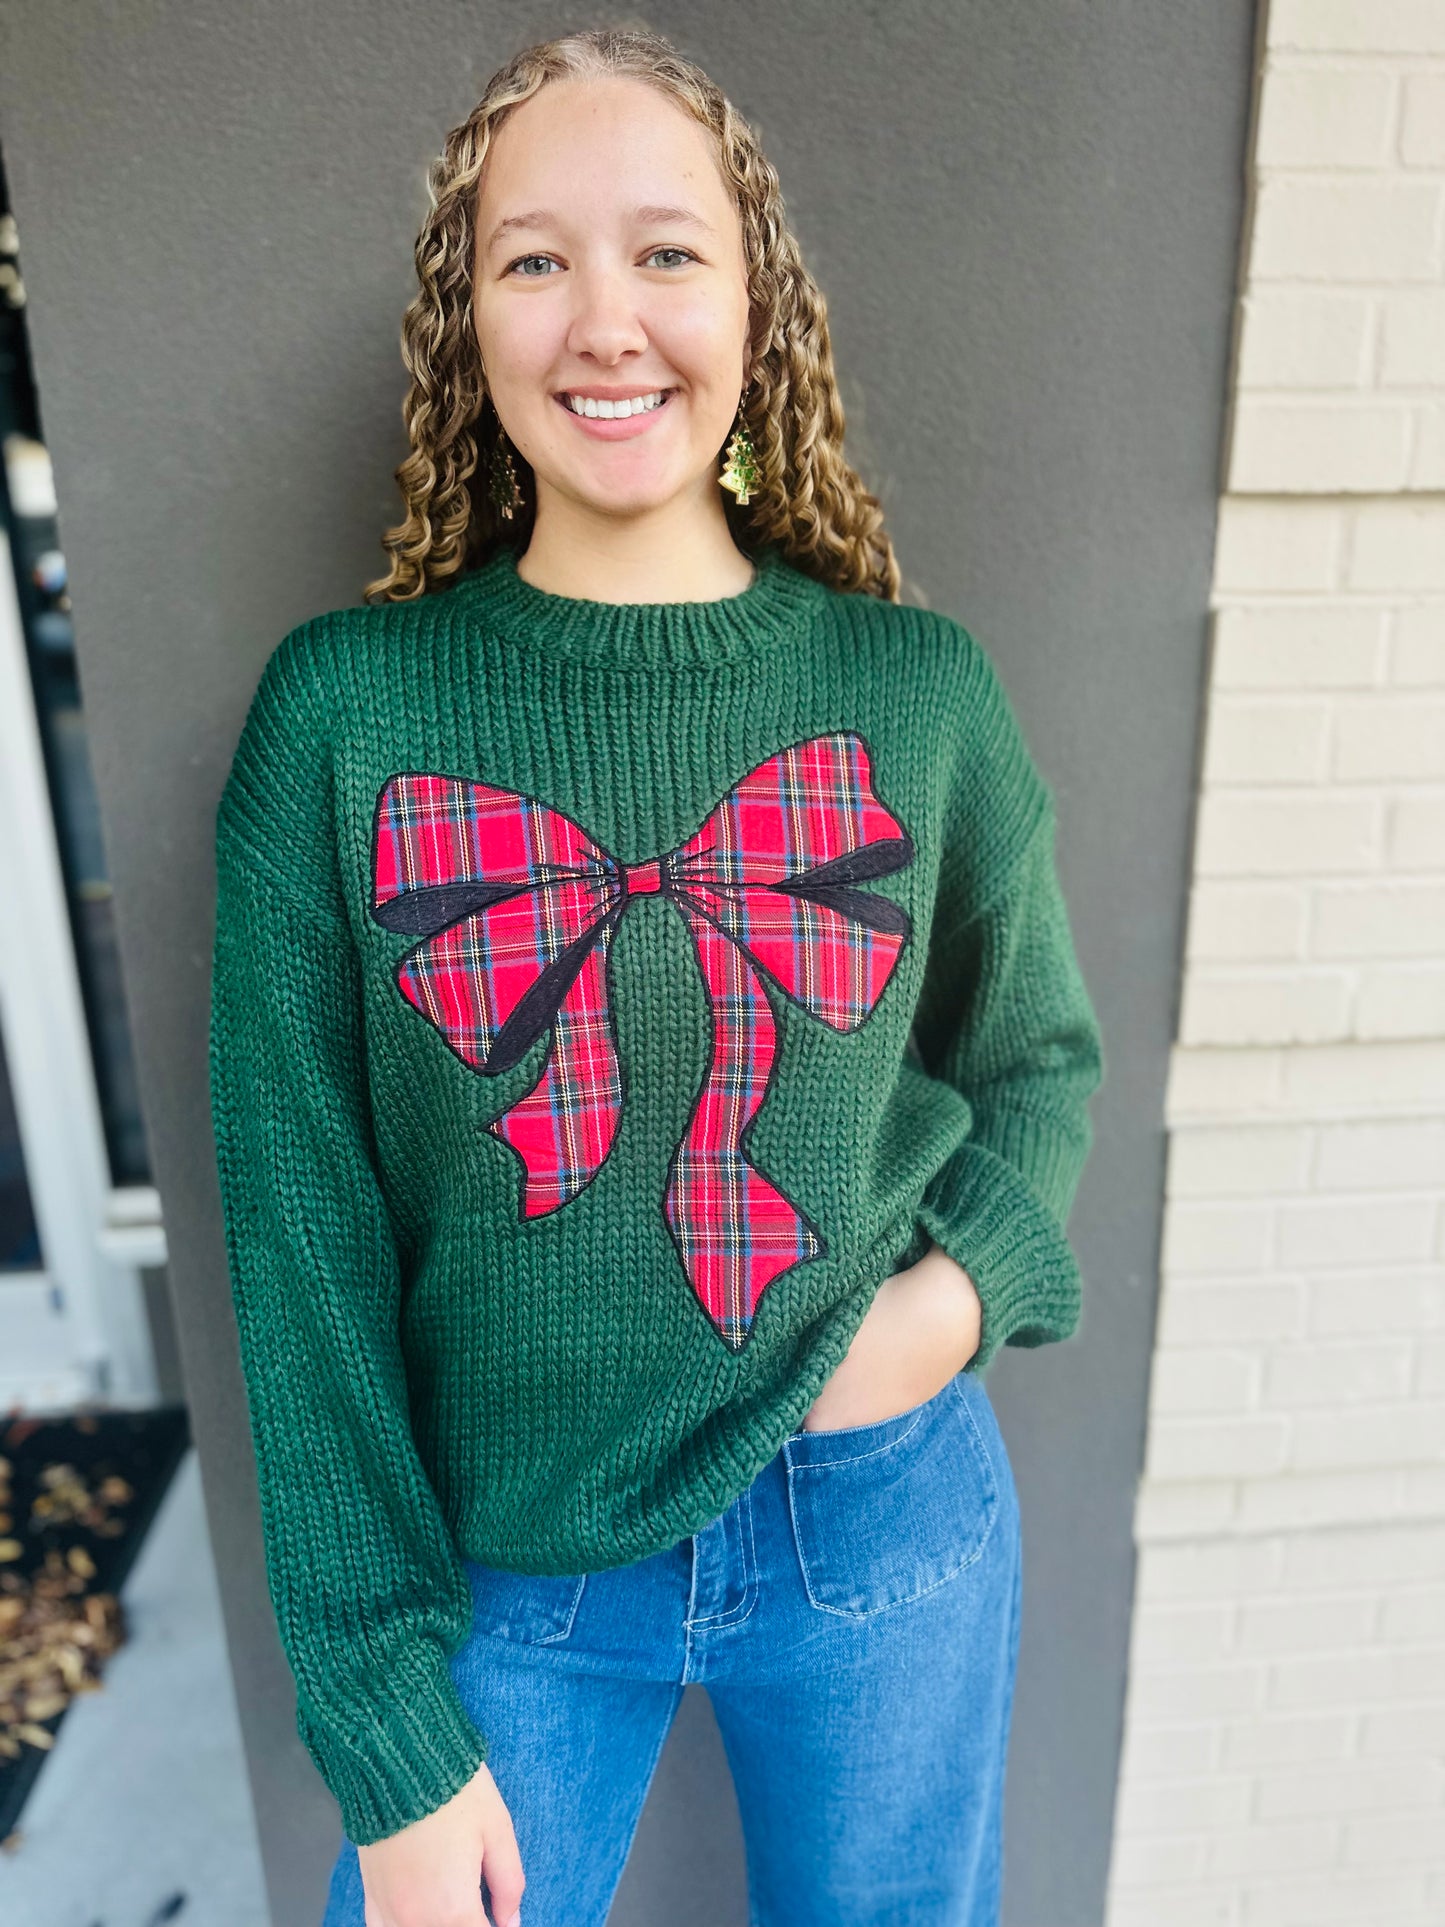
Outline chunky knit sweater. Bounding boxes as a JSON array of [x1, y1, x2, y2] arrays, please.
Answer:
[[208, 538, 1104, 1844]]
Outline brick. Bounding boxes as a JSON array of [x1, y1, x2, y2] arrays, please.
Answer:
[[1401, 75, 1445, 166], [1235, 1466, 1408, 1532], [1165, 1045, 1286, 1124], [1344, 1807, 1445, 1866], [1357, 964, 1445, 1038], [1402, 1463, 1445, 1512], [1391, 605, 1445, 686], [1204, 696, 1332, 784], [1311, 884, 1445, 960], [1258, 1761, 1442, 1820], [1263, 1340, 1414, 1408], [1208, 1821, 1341, 1878], [1380, 294, 1445, 388], [1128, 1605, 1236, 1673], [1419, 1335, 1445, 1397], [1257, 67, 1396, 168], [1181, 970, 1351, 1047], [1220, 1710, 1354, 1768], [1250, 178, 1442, 284], [1148, 1416, 1291, 1481], [1159, 1280, 1304, 1348], [1108, 1882, 1239, 1926], [1196, 793, 1382, 878], [1278, 1194, 1437, 1267], [1186, 883, 1308, 962], [1350, 502, 1445, 592], [1115, 1774, 1252, 1837], [1379, 1583, 1445, 1642], [1289, 1399, 1445, 1470], [1283, 1038, 1445, 1113], [1139, 1538, 1285, 1602], [1109, 1861, 1222, 1925], [1360, 1702, 1445, 1753], [1163, 1202, 1275, 1274], [1269, 0, 1445, 54], [1269, 1645, 1445, 1706], [1230, 402, 1412, 494], [1107, 1834, 1210, 1890], [1127, 1662, 1268, 1721], [1306, 1269, 1445, 1338], [1410, 405, 1445, 490], [1332, 696, 1445, 781], [1213, 500, 1342, 594], [1235, 290, 1371, 391], [1211, 606, 1384, 691], [1133, 1478, 1239, 1541], [1236, 1593, 1376, 1656], [1388, 795, 1445, 867], [1313, 1117, 1445, 1192], [1239, 1873, 1433, 1925], [1119, 1719, 1222, 1779], [1168, 1124, 1310, 1197], [1149, 1348, 1260, 1417], [1281, 1521, 1445, 1589]]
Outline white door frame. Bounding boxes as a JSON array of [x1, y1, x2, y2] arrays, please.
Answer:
[[0, 518, 161, 1409]]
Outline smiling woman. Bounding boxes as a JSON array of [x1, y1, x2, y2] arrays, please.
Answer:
[[209, 22, 1104, 1927]]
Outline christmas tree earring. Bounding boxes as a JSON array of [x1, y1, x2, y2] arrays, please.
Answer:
[[487, 424, 523, 521], [718, 385, 760, 505]]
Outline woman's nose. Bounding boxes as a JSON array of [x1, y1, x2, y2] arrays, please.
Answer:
[[565, 266, 650, 363]]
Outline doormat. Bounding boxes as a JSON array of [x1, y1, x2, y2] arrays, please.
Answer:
[[0, 1404, 190, 1846]]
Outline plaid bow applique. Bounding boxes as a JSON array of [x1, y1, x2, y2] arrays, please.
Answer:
[[370, 731, 914, 1351]]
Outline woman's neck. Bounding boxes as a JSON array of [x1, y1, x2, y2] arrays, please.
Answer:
[[516, 496, 756, 605]]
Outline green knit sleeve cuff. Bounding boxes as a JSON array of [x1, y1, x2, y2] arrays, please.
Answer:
[[297, 1640, 490, 1847], [917, 1117, 1088, 1375]]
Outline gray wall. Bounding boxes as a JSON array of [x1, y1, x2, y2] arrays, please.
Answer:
[[0, 3, 1255, 1921]]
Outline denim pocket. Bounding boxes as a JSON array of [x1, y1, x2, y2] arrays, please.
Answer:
[[782, 1373, 1000, 1618], [462, 1559, 587, 1645]]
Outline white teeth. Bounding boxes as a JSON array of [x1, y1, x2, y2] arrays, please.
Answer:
[[563, 390, 668, 418]]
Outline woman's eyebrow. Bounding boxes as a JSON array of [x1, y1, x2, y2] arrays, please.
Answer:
[[484, 204, 716, 253]]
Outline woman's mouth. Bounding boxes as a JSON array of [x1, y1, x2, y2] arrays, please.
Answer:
[[553, 387, 678, 440]]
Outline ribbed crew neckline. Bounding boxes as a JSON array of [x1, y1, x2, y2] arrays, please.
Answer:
[[448, 540, 828, 667]]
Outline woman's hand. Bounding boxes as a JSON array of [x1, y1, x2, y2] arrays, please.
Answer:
[[358, 1759, 523, 1927], [801, 1241, 983, 1433]]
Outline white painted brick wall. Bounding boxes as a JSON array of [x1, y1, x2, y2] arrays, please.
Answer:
[[1228, 22, 1445, 503], [1106, 4, 1445, 1921]]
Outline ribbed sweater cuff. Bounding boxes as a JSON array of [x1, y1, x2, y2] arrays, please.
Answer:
[[299, 1645, 489, 1847], [917, 1118, 1086, 1374]]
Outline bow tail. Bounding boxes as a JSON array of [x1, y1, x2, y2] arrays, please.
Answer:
[[488, 920, 624, 1217], [665, 908, 824, 1350]]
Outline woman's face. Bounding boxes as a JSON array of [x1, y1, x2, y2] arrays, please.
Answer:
[[472, 76, 752, 524]]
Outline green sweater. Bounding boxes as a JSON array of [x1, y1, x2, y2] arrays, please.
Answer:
[[208, 539, 1104, 1844]]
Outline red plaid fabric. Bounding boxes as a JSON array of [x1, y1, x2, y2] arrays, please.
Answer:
[[371, 731, 914, 1350]]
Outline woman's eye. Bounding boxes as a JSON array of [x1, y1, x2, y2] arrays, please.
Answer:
[[504, 247, 696, 277]]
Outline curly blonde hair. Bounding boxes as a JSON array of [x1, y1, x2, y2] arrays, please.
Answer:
[[363, 22, 901, 606]]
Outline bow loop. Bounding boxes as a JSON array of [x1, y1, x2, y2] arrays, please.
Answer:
[[665, 732, 914, 1031]]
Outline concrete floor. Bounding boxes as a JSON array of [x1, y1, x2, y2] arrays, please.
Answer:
[[0, 1446, 269, 1927]]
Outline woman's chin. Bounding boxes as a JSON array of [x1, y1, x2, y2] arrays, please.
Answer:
[[549, 468, 696, 520]]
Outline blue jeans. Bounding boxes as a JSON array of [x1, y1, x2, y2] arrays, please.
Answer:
[[322, 1368, 1022, 1926]]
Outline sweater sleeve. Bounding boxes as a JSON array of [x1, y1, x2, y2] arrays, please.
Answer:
[[208, 627, 488, 1844], [909, 628, 1105, 1374]]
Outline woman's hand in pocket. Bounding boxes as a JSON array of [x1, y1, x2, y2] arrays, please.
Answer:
[[800, 1241, 983, 1433], [358, 1759, 522, 1927]]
